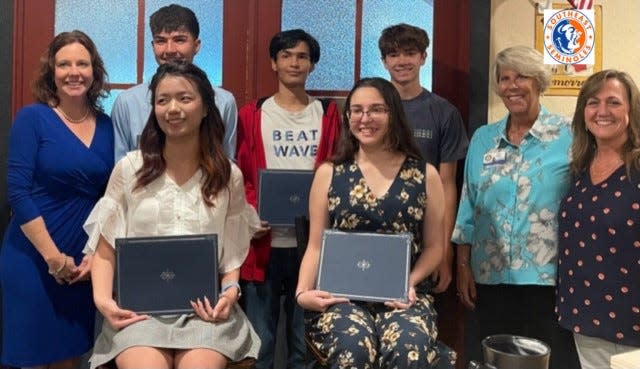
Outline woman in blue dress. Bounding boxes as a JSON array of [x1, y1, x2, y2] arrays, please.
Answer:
[[0, 30, 113, 368]]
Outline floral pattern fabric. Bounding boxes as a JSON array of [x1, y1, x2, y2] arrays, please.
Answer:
[[452, 107, 572, 285], [307, 157, 456, 369], [328, 157, 426, 272]]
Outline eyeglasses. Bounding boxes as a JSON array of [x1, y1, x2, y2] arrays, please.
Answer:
[[347, 105, 389, 120]]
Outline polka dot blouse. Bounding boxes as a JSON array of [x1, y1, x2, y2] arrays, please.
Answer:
[[556, 166, 640, 346]]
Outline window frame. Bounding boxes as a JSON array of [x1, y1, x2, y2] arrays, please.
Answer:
[[12, 0, 469, 125]]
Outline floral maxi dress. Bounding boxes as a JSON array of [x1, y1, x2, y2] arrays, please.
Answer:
[[306, 157, 456, 369]]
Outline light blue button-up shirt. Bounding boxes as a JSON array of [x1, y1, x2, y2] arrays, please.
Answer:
[[452, 106, 572, 285], [111, 82, 237, 162]]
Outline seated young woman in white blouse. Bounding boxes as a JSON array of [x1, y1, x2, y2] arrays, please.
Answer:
[[83, 62, 262, 369]]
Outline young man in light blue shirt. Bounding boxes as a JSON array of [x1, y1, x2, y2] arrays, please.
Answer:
[[111, 4, 237, 161]]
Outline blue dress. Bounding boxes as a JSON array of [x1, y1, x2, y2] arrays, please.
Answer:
[[0, 103, 114, 366]]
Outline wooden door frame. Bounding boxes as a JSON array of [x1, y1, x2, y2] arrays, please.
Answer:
[[13, 0, 469, 122], [223, 0, 471, 124], [11, 0, 55, 117], [223, 0, 281, 107]]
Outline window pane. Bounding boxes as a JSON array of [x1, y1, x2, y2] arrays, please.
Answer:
[[144, 0, 223, 86], [282, 0, 356, 91], [55, 0, 137, 84], [361, 0, 434, 89], [102, 89, 123, 115]]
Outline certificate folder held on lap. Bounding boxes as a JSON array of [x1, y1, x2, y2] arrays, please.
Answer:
[[115, 234, 218, 315], [316, 230, 411, 303], [258, 169, 314, 227]]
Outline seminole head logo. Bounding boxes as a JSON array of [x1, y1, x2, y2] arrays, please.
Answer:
[[552, 19, 585, 54], [544, 9, 595, 64]]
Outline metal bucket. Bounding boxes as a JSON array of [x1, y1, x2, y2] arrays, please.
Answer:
[[481, 335, 550, 369]]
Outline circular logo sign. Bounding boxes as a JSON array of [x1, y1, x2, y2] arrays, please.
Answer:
[[544, 10, 595, 64]]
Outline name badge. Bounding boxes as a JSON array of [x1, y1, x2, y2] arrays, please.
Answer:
[[483, 150, 506, 167]]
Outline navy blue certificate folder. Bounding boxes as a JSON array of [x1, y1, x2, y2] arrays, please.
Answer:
[[258, 169, 314, 227], [316, 230, 411, 303], [115, 234, 218, 315]]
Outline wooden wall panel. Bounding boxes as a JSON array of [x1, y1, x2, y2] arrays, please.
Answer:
[[12, 0, 55, 118], [224, 0, 281, 107], [432, 1, 470, 367]]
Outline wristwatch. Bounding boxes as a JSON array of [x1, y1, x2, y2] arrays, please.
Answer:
[[221, 281, 242, 298]]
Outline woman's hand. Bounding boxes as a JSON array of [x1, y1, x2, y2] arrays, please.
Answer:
[[191, 295, 234, 323], [385, 286, 417, 310], [431, 253, 453, 293], [96, 298, 149, 330], [252, 220, 271, 239], [68, 254, 92, 284], [456, 263, 477, 310], [48, 253, 79, 285], [296, 290, 349, 312]]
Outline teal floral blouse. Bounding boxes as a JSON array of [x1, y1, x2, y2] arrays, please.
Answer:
[[452, 107, 572, 285]]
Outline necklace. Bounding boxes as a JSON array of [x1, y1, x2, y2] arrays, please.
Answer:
[[55, 106, 89, 124], [590, 156, 624, 182]]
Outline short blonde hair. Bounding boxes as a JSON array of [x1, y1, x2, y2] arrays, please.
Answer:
[[493, 46, 551, 94]]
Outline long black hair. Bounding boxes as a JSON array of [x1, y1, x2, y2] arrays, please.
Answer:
[[135, 62, 230, 207]]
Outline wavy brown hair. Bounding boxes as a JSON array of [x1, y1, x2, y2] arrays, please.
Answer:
[[135, 62, 230, 207], [332, 77, 422, 164], [570, 69, 640, 179], [378, 23, 429, 58], [31, 30, 108, 113]]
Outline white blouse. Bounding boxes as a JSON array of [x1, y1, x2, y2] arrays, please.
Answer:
[[83, 151, 260, 273]]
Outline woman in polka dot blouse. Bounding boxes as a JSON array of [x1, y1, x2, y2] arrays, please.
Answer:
[[557, 69, 640, 369]]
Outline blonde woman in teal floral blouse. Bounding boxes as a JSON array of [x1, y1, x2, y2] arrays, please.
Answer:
[[295, 77, 455, 369], [452, 46, 579, 369]]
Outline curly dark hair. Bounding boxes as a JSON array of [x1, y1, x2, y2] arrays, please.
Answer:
[[31, 30, 108, 113], [135, 62, 230, 207]]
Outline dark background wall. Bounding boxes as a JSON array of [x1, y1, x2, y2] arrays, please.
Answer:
[[461, 2, 490, 366], [469, 0, 490, 137], [0, 0, 13, 363], [1, 0, 13, 235]]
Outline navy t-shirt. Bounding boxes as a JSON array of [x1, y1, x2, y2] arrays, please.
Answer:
[[402, 89, 468, 167]]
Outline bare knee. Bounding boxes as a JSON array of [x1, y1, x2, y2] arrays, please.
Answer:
[[115, 346, 172, 369], [175, 348, 227, 369]]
